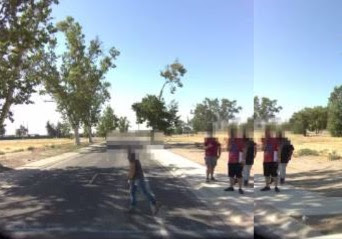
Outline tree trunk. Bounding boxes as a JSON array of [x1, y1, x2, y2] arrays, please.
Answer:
[[158, 82, 168, 100], [0, 87, 14, 129], [88, 125, 93, 144], [74, 127, 81, 145]]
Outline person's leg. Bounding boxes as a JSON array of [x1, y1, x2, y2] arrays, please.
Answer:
[[279, 163, 285, 184], [273, 163, 280, 192], [205, 157, 211, 182], [283, 163, 288, 182], [237, 164, 244, 194], [138, 178, 156, 205], [129, 180, 138, 210], [261, 163, 271, 191], [224, 164, 235, 191], [211, 157, 217, 180]]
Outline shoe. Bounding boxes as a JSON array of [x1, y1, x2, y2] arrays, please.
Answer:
[[211, 177, 217, 181], [224, 187, 234, 191], [238, 188, 244, 194], [151, 202, 161, 215], [243, 180, 248, 187], [275, 187, 280, 193], [128, 206, 135, 213], [206, 178, 210, 183], [260, 186, 271, 191], [280, 178, 285, 184]]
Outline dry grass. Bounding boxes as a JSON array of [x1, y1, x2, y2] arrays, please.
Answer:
[[165, 131, 342, 158], [0, 138, 102, 154]]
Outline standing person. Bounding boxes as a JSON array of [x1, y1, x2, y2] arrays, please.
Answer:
[[260, 127, 280, 192], [278, 138, 295, 184], [242, 138, 257, 187], [224, 127, 244, 194], [204, 131, 221, 182], [127, 147, 160, 215]]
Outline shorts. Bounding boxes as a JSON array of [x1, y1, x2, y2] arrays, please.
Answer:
[[205, 156, 218, 168], [263, 162, 278, 177], [228, 163, 243, 178]]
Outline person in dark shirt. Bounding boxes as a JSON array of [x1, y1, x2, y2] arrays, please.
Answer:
[[127, 147, 160, 215], [242, 138, 257, 186], [278, 138, 294, 184]]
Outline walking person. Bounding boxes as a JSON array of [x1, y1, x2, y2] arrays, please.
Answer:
[[224, 127, 244, 194], [204, 130, 221, 182], [242, 137, 257, 187], [260, 127, 280, 193], [127, 146, 160, 215]]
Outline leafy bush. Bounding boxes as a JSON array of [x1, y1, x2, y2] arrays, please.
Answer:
[[296, 148, 320, 157], [328, 151, 342, 161], [27, 146, 35, 151]]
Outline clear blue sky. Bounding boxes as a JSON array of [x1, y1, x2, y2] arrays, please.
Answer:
[[5, 0, 342, 134], [254, 0, 342, 121]]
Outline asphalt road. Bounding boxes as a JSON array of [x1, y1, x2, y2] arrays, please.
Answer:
[[0, 145, 244, 239]]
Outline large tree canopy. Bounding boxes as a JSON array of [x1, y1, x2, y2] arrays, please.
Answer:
[[0, 0, 58, 133], [254, 96, 282, 123], [327, 85, 342, 137]]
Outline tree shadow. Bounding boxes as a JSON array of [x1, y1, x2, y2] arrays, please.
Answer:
[[0, 148, 245, 238]]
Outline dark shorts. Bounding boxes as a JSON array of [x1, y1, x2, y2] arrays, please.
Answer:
[[263, 162, 278, 177], [228, 163, 243, 178], [205, 156, 218, 168]]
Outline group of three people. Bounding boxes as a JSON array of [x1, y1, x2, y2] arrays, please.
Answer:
[[204, 128, 294, 194]]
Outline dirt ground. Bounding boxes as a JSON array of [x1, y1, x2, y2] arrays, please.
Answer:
[[167, 142, 342, 197]]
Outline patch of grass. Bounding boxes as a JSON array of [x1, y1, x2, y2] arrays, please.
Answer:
[[328, 151, 342, 161], [296, 148, 320, 157], [0, 151, 5, 155], [27, 146, 35, 151], [12, 149, 24, 153], [49, 144, 56, 148]]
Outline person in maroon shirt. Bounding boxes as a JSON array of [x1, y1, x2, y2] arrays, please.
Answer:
[[204, 131, 221, 182], [260, 127, 280, 192], [224, 127, 244, 194]]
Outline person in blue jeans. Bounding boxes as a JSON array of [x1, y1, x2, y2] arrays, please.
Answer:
[[127, 147, 160, 215]]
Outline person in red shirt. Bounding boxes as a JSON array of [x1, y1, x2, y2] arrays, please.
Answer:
[[224, 127, 245, 194], [260, 127, 280, 192], [204, 131, 221, 182]]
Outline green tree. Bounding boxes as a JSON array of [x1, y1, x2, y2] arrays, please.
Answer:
[[79, 37, 119, 143], [307, 106, 328, 134], [132, 95, 179, 134], [158, 60, 187, 100], [191, 98, 242, 132], [15, 124, 28, 137], [96, 106, 118, 138], [289, 109, 310, 136], [42, 17, 118, 145], [0, 0, 58, 132], [254, 96, 282, 123], [46, 121, 57, 137], [327, 85, 342, 136], [118, 117, 130, 133]]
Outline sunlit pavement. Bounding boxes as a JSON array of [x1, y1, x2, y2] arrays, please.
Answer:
[[0, 144, 250, 239]]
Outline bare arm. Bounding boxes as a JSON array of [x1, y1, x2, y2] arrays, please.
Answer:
[[128, 161, 136, 180]]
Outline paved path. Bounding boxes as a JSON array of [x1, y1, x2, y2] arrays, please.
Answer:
[[0, 145, 247, 239]]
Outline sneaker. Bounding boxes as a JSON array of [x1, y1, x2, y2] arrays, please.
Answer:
[[275, 187, 280, 193], [211, 177, 217, 181], [206, 178, 210, 183], [238, 188, 244, 194], [128, 206, 135, 213], [243, 180, 248, 187], [224, 187, 234, 191], [260, 186, 271, 191], [151, 202, 161, 215]]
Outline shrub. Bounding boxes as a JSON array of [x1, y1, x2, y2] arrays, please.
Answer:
[[27, 146, 35, 151], [296, 148, 320, 157], [0, 151, 5, 155], [328, 151, 342, 161]]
